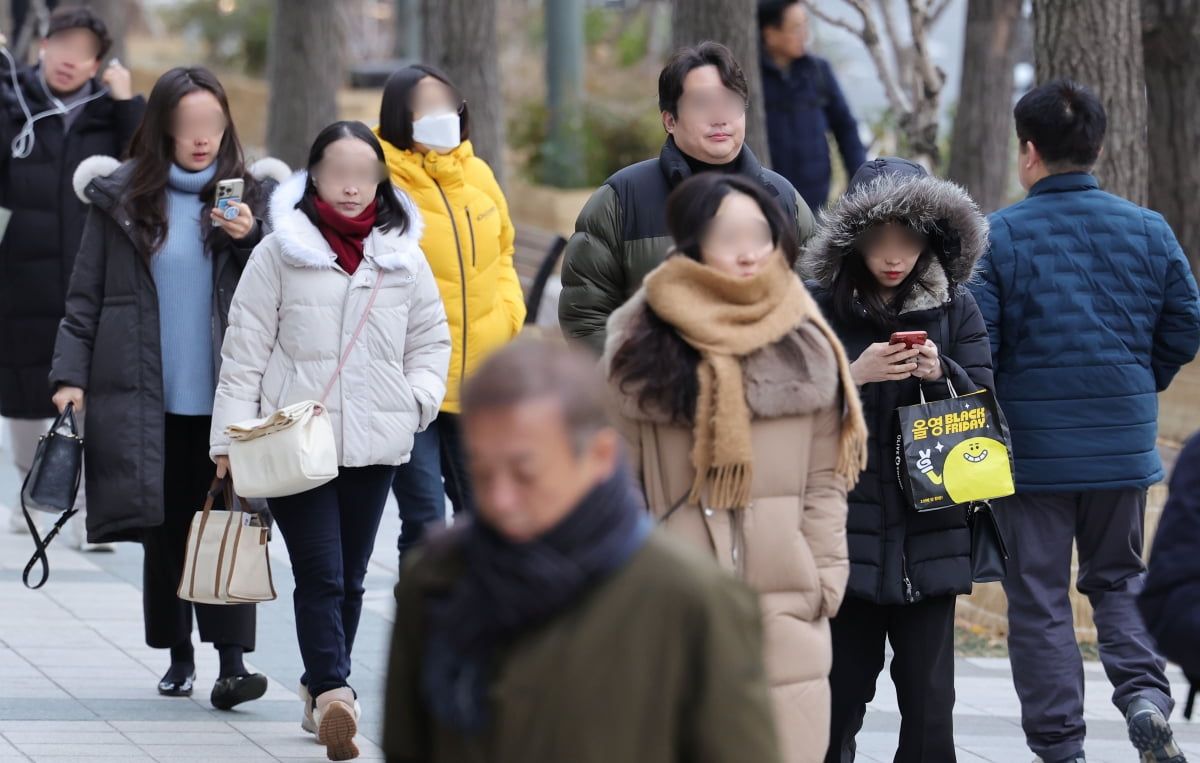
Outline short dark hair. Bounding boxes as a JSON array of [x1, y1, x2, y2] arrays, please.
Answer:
[[46, 5, 112, 61], [757, 0, 801, 30], [658, 41, 749, 117], [461, 339, 610, 454], [378, 64, 471, 152], [1014, 79, 1106, 171], [297, 120, 411, 236]]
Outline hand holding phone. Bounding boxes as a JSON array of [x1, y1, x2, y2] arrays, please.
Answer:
[[213, 178, 244, 228]]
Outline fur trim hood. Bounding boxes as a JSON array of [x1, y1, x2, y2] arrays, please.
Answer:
[[268, 170, 425, 272], [72, 155, 291, 205], [800, 159, 989, 305]]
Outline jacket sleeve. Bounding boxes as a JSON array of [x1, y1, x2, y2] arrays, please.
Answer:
[[50, 206, 109, 391], [558, 184, 627, 354], [110, 96, 146, 157], [403, 261, 452, 431], [476, 160, 527, 338], [969, 219, 1009, 365], [803, 401, 851, 618], [930, 288, 994, 398], [383, 563, 432, 762], [793, 189, 816, 252], [1139, 434, 1200, 679], [209, 242, 283, 457], [821, 60, 867, 179], [1150, 223, 1200, 392]]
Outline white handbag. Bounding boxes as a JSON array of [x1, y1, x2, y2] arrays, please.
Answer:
[[225, 273, 384, 498], [179, 478, 276, 605]]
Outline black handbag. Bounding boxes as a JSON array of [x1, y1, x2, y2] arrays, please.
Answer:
[[968, 500, 1009, 583], [21, 403, 85, 590]]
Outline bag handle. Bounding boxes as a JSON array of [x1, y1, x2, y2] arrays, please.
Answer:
[[319, 272, 385, 405], [21, 458, 81, 591], [205, 475, 252, 514], [917, 366, 957, 405]]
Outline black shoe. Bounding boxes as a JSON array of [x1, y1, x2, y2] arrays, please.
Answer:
[[158, 670, 196, 697], [1127, 698, 1187, 763], [211, 673, 269, 710]]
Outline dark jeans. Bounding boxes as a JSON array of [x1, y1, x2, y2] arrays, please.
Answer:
[[143, 414, 256, 651], [1001, 489, 1173, 762], [268, 465, 395, 698], [826, 594, 958, 763], [392, 413, 474, 562]]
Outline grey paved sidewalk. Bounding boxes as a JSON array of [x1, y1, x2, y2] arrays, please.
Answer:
[[0, 436, 1197, 762]]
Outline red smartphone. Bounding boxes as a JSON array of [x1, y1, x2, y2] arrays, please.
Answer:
[[890, 331, 927, 349]]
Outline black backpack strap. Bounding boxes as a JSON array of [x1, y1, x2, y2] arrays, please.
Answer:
[[21, 469, 78, 590]]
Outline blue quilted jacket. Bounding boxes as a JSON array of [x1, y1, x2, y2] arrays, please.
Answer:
[[971, 173, 1200, 492]]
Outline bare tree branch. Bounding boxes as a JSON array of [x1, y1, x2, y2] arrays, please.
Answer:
[[907, 0, 944, 93], [875, 0, 908, 76], [929, 0, 954, 26], [802, 1, 863, 38], [845, 0, 914, 115]]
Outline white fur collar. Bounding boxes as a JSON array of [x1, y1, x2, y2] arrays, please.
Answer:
[[268, 171, 425, 272], [72, 155, 291, 204]]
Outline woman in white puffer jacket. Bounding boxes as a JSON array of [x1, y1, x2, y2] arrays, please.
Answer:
[[210, 120, 450, 761]]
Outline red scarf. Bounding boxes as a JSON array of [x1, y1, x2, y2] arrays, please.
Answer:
[[314, 198, 378, 275]]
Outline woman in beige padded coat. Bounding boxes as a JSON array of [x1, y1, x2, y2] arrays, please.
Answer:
[[603, 173, 866, 763]]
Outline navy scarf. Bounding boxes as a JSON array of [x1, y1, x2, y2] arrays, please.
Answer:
[[422, 462, 651, 734]]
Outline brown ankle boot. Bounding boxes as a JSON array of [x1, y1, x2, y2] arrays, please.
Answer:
[[313, 687, 359, 761]]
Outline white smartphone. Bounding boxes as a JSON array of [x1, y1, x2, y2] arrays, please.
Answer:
[[214, 178, 245, 227]]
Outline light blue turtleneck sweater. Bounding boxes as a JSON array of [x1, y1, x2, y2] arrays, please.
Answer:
[[152, 163, 217, 416]]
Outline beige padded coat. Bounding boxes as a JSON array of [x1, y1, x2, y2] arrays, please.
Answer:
[[604, 292, 851, 763], [210, 172, 451, 467]]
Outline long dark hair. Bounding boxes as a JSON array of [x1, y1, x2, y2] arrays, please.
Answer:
[[377, 64, 471, 151], [297, 121, 411, 236], [609, 173, 798, 423], [829, 223, 933, 331], [125, 67, 259, 256]]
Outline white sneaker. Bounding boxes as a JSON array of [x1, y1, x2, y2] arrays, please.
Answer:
[[7, 505, 30, 534]]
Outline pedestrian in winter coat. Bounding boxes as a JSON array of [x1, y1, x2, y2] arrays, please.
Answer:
[[758, 0, 866, 211], [971, 80, 1199, 763], [50, 66, 287, 710], [375, 63, 525, 562], [801, 156, 992, 762], [560, 41, 816, 354], [211, 120, 450, 762], [1140, 432, 1200, 722], [604, 172, 868, 763], [0, 6, 144, 544], [385, 339, 782, 763]]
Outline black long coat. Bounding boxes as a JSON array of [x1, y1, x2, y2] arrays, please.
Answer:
[[0, 66, 145, 418], [50, 159, 279, 543]]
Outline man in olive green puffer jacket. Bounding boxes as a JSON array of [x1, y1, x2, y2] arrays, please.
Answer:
[[559, 41, 816, 354]]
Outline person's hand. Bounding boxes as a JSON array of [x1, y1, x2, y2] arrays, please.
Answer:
[[52, 386, 85, 413], [215, 455, 231, 479], [850, 342, 919, 385], [101, 60, 133, 101], [911, 340, 943, 381], [210, 201, 254, 240]]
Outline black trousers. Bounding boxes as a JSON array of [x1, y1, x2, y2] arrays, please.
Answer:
[[826, 594, 958, 763], [142, 414, 256, 651]]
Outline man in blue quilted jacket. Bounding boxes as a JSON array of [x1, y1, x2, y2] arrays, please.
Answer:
[[973, 80, 1200, 763]]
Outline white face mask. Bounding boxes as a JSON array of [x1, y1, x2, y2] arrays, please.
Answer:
[[412, 111, 461, 154]]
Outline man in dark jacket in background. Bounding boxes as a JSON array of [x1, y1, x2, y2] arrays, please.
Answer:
[[0, 6, 144, 544], [758, 0, 866, 212], [558, 41, 815, 354], [972, 80, 1200, 763], [385, 340, 780, 763]]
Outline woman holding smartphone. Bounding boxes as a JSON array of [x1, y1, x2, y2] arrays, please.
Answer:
[[801, 157, 992, 762], [50, 66, 288, 709]]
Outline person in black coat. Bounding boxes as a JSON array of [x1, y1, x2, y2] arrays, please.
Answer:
[[0, 7, 144, 539], [801, 157, 992, 763]]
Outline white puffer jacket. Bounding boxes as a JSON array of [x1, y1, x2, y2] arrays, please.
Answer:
[[210, 172, 451, 467]]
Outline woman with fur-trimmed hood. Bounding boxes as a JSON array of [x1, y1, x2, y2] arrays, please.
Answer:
[[802, 157, 992, 763], [604, 172, 868, 763]]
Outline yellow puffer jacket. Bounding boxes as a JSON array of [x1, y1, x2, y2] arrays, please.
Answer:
[[377, 136, 526, 413]]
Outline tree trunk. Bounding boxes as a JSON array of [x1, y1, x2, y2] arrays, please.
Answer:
[[1143, 0, 1200, 279], [82, 0, 130, 63], [670, 0, 771, 168], [421, 0, 506, 187], [1032, 0, 1146, 205], [266, 0, 342, 169], [947, 0, 1022, 214]]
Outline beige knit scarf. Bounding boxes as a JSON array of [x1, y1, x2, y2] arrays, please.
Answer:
[[644, 251, 868, 509]]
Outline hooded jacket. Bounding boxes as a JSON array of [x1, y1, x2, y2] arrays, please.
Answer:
[[802, 157, 993, 606], [559, 136, 816, 353], [376, 136, 525, 414], [209, 172, 451, 468], [49, 154, 288, 543]]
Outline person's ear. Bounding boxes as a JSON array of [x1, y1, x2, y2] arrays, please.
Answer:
[[662, 110, 677, 135], [1022, 141, 1041, 170], [587, 428, 621, 481], [38, 42, 46, 61]]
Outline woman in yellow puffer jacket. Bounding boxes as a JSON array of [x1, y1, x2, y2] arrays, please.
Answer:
[[377, 64, 526, 563]]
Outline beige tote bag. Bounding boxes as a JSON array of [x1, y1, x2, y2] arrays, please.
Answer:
[[179, 477, 276, 605]]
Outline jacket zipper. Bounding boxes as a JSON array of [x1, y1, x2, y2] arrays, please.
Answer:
[[901, 548, 916, 603], [465, 206, 477, 268], [433, 179, 468, 382]]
